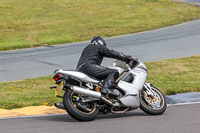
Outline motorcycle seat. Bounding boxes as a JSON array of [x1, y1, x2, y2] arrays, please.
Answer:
[[75, 70, 102, 81], [58, 70, 101, 83]]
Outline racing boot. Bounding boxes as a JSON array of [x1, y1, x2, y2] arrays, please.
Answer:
[[101, 87, 118, 97], [101, 73, 119, 97]]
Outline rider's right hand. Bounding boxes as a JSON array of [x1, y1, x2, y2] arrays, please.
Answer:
[[124, 55, 133, 63]]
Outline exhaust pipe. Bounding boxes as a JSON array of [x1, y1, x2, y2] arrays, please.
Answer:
[[54, 102, 65, 110], [72, 86, 101, 99], [71, 86, 113, 106]]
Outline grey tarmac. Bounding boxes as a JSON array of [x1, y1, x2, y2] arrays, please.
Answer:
[[1, 19, 200, 81], [175, 0, 200, 6], [1, 1, 200, 133], [0, 103, 200, 133]]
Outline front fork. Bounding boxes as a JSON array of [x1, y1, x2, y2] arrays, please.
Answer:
[[143, 83, 155, 98]]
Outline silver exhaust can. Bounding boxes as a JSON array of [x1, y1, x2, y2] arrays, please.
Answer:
[[72, 86, 101, 99]]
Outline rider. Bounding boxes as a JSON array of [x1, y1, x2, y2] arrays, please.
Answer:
[[77, 36, 132, 96]]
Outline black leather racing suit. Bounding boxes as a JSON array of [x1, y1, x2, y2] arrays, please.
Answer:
[[76, 43, 127, 94]]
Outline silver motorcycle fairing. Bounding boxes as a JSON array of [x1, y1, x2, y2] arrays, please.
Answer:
[[119, 95, 140, 108], [55, 69, 100, 84], [108, 66, 125, 74], [117, 66, 147, 108]]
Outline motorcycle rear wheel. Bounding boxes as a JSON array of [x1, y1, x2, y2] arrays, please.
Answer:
[[63, 89, 99, 121], [139, 85, 167, 115]]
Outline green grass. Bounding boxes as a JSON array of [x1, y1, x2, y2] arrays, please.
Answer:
[[0, 55, 200, 109], [0, 0, 200, 50], [146, 55, 200, 95], [0, 76, 57, 109]]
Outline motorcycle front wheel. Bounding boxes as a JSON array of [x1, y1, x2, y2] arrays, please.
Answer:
[[63, 89, 99, 121], [139, 85, 167, 115]]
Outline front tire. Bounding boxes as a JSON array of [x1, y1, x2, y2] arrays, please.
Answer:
[[63, 89, 99, 121], [139, 85, 167, 115]]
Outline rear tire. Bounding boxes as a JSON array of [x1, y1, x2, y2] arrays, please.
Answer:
[[139, 85, 167, 115], [63, 90, 99, 121]]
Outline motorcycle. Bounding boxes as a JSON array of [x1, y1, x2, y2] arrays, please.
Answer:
[[50, 59, 167, 121]]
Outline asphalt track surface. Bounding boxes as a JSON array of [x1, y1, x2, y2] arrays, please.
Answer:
[[1, 1, 200, 133], [175, 0, 200, 6], [1, 19, 200, 81], [0, 103, 200, 133]]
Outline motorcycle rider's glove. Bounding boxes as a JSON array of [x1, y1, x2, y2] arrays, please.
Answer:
[[124, 55, 133, 63]]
